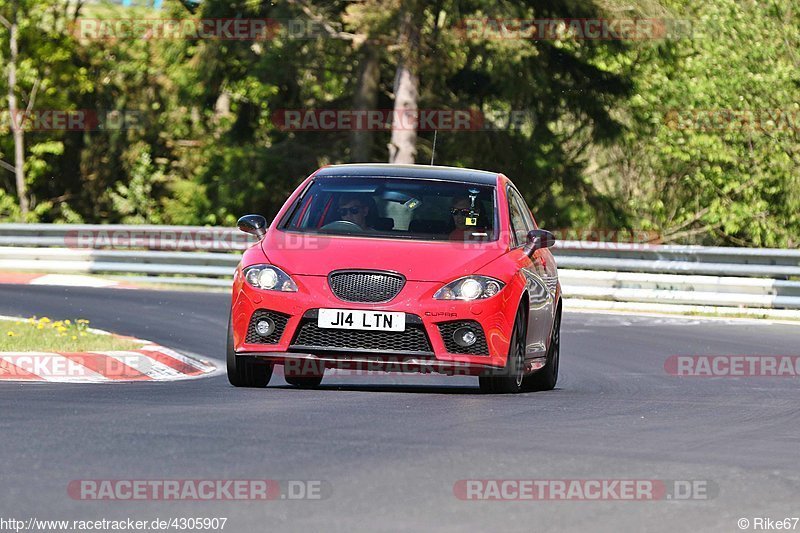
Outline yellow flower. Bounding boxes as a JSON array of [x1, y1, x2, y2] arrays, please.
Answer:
[[40, 317, 51, 323], [65, 320, 71, 325], [6, 331, 15, 336], [72, 336, 77, 340], [36, 325, 44, 330], [79, 332, 87, 337]]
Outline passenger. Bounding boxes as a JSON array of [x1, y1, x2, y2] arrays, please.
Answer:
[[449, 196, 486, 240]]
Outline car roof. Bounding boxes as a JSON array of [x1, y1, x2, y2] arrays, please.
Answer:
[[313, 164, 500, 186]]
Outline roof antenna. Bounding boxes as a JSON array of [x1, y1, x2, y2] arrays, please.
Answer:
[[430, 130, 438, 165]]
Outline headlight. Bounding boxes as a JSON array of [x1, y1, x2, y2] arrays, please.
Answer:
[[433, 276, 505, 301], [243, 265, 298, 292]]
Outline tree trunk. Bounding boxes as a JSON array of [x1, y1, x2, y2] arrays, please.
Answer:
[[388, 1, 421, 165], [7, 0, 28, 216], [350, 44, 379, 162]]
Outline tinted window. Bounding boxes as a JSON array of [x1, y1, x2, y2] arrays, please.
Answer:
[[507, 187, 529, 246], [510, 188, 537, 231], [281, 177, 496, 241]]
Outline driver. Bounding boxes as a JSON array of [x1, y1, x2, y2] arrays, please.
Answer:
[[336, 194, 372, 230]]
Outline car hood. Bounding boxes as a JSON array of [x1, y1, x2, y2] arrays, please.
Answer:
[[261, 231, 506, 282]]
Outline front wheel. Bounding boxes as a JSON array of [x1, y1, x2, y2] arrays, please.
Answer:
[[523, 308, 560, 392], [227, 314, 272, 388], [479, 306, 526, 394]]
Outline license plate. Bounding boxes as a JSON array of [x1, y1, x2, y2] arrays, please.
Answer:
[[318, 309, 406, 332]]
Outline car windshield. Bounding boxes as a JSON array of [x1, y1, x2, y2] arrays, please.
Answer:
[[280, 177, 497, 241]]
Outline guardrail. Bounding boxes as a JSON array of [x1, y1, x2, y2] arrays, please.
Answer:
[[0, 224, 798, 310], [0, 223, 256, 251]]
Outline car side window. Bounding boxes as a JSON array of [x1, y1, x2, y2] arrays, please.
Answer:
[[507, 187, 529, 247], [512, 189, 537, 232]]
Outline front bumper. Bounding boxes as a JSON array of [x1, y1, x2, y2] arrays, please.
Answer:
[[236, 351, 504, 377], [231, 272, 520, 370]]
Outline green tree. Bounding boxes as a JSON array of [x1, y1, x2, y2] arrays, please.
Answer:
[[597, 0, 800, 246]]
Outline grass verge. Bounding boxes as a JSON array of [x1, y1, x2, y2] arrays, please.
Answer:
[[0, 317, 145, 352]]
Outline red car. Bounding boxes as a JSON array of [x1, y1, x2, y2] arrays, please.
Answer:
[[227, 164, 561, 393]]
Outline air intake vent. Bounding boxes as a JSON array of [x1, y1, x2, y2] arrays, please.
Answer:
[[328, 270, 406, 303]]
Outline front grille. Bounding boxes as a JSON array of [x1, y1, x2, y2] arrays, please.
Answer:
[[245, 310, 290, 344], [328, 270, 405, 303], [437, 320, 490, 355], [290, 314, 432, 355]]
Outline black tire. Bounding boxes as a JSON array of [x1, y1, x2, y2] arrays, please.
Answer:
[[226, 314, 272, 388], [479, 306, 526, 394], [284, 359, 325, 389], [523, 307, 560, 392], [284, 373, 324, 389]]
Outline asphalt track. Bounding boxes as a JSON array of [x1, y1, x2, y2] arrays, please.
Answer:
[[1, 284, 799, 532]]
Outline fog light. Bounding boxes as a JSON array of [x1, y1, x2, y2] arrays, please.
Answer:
[[256, 319, 275, 337], [453, 327, 477, 347]]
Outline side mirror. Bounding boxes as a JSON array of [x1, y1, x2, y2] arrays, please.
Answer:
[[237, 214, 268, 239], [524, 229, 556, 255]]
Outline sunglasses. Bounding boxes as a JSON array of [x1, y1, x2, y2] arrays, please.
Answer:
[[338, 206, 363, 216], [450, 208, 473, 217]]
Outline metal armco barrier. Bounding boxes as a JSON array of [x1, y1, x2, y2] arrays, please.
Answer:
[[1, 224, 798, 309]]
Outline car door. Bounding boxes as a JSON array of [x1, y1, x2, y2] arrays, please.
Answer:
[[506, 186, 554, 359]]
